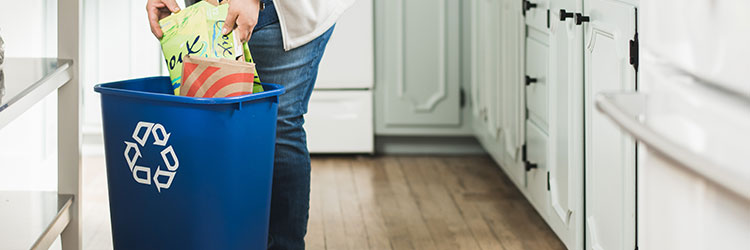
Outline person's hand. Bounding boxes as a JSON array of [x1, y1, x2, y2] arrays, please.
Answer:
[[146, 0, 181, 39], [222, 0, 261, 43]]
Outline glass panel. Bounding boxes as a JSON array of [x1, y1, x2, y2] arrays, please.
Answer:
[[0, 191, 72, 249], [0, 58, 72, 112]]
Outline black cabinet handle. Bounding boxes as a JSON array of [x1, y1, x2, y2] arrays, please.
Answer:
[[521, 145, 538, 172], [575, 13, 590, 25], [524, 0, 538, 11], [525, 161, 538, 171], [559, 9, 574, 21], [525, 75, 538, 86], [522, 0, 537, 16]]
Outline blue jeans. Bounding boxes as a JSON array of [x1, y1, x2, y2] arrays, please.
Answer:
[[249, 3, 334, 249]]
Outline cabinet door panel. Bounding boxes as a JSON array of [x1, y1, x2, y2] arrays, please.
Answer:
[[477, 0, 502, 138], [583, 1, 637, 250], [381, 0, 460, 126], [525, 36, 549, 127], [547, 0, 584, 248], [469, 0, 483, 119], [469, 0, 526, 188], [526, 120, 550, 211], [497, 0, 525, 159], [524, 0, 549, 33]]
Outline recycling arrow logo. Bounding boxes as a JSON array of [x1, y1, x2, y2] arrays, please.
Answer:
[[123, 121, 179, 192]]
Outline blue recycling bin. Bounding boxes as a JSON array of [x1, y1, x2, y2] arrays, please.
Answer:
[[94, 76, 284, 249]]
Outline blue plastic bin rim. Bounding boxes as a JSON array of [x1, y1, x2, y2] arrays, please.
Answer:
[[94, 76, 285, 105]]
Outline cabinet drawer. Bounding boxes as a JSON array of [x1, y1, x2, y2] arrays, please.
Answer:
[[524, 0, 549, 33], [525, 120, 549, 211], [304, 90, 374, 153], [526, 120, 547, 169], [525, 36, 549, 127]]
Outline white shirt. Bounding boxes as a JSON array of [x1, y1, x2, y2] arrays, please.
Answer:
[[273, 0, 355, 50]]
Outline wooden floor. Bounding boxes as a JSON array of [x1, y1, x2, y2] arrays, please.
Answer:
[[82, 155, 564, 250], [306, 156, 564, 250]]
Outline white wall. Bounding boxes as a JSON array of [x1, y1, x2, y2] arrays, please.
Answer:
[[0, 0, 58, 191], [0, 0, 164, 190], [82, 0, 165, 152]]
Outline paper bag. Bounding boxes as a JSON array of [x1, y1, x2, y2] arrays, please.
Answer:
[[180, 55, 257, 98]]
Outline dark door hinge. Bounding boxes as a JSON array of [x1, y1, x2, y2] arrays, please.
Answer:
[[459, 88, 466, 108], [630, 33, 639, 72], [525, 161, 538, 172], [547, 9, 551, 28], [547, 171, 550, 190]]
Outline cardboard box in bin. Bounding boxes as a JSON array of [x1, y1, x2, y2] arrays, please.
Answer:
[[180, 55, 262, 98]]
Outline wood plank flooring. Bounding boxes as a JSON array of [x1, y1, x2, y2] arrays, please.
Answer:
[[305, 156, 565, 250], [81, 155, 564, 250]]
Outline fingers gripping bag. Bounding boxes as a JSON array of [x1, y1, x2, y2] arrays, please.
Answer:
[[158, 0, 262, 95]]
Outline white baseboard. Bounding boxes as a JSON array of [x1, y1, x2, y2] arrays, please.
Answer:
[[375, 136, 486, 155]]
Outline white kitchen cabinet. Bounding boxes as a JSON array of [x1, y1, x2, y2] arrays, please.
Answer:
[[594, 1, 750, 248], [470, 0, 585, 248], [467, 0, 645, 249], [476, 0, 502, 140], [545, 0, 584, 248], [469, 0, 526, 188], [524, 24, 550, 214], [468, 0, 487, 129], [582, 1, 638, 249], [524, 0, 550, 32], [525, 35, 549, 129], [374, 0, 471, 136], [597, 66, 750, 250], [496, 0, 525, 165], [525, 120, 550, 212]]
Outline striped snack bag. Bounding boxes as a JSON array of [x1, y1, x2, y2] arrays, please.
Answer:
[[180, 55, 256, 98]]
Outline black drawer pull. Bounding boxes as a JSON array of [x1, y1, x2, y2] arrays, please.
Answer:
[[524, 0, 538, 11], [525, 75, 539, 86], [575, 13, 590, 25], [525, 161, 538, 171], [560, 9, 574, 21]]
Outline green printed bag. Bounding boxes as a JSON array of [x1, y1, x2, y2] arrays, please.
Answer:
[[159, 1, 262, 95]]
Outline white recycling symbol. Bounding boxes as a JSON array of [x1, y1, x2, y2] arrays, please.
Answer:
[[123, 121, 179, 192]]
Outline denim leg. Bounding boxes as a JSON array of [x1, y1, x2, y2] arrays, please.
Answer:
[[248, 22, 334, 250]]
